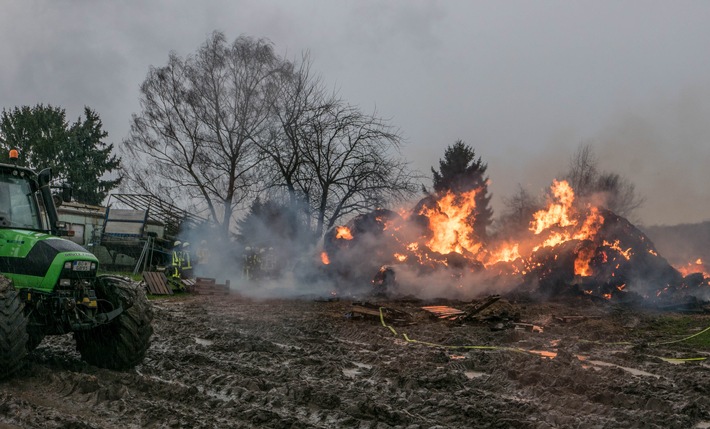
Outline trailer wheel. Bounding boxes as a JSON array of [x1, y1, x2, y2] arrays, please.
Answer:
[[74, 276, 153, 370], [0, 275, 28, 379]]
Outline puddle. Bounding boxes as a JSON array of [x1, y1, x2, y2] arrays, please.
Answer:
[[194, 338, 214, 346], [342, 368, 360, 378], [464, 371, 486, 379], [585, 360, 659, 378], [343, 362, 372, 378]]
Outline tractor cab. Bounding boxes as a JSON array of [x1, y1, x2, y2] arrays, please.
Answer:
[[0, 165, 44, 230], [0, 149, 70, 236]]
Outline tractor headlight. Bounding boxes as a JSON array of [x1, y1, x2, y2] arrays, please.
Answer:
[[59, 278, 71, 287]]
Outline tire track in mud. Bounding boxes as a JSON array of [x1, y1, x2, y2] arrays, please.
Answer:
[[2, 294, 710, 428]]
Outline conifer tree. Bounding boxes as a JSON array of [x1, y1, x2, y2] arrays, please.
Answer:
[[431, 140, 493, 240], [0, 104, 121, 205]]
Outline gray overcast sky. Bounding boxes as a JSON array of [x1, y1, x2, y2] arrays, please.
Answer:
[[1, 0, 709, 226]]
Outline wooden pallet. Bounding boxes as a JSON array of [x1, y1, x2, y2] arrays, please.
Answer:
[[186, 277, 231, 295], [143, 271, 173, 295]]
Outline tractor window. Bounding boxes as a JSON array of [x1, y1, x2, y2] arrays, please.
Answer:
[[0, 175, 42, 230]]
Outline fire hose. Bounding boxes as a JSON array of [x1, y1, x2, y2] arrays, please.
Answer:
[[379, 307, 527, 354], [378, 307, 709, 362]]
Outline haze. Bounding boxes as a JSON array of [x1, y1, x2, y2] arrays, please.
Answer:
[[1, 1, 708, 226]]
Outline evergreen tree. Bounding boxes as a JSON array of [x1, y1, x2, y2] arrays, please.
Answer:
[[431, 140, 493, 240], [0, 104, 67, 168], [0, 104, 121, 205], [235, 198, 304, 249], [66, 108, 122, 205]]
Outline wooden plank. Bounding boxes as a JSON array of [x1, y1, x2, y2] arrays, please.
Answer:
[[554, 315, 602, 323], [143, 271, 172, 295], [351, 304, 383, 318], [421, 306, 466, 319], [196, 277, 215, 286], [154, 272, 173, 295], [350, 302, 412, 324]]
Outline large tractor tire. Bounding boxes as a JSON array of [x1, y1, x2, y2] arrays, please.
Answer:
[[0, 276, 28, 379], [74, 276, 153, 370], [26, 327, 45, 353]]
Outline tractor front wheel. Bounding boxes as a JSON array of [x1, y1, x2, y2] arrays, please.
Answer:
[[0, 275, 28, 379], [74, 276, 153, 370]]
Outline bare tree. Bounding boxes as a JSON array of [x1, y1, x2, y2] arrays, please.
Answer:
[[258, 55, 419, 238], [497, 184, 541, 237], [256, 52, 324, 223], [122, 32, 284, 233], [296, 101, 418, 237], [564, 143, 645, 219], [565, 142, 598, 197], [594, 172, 645, 221], [124, 31, 418, 237]]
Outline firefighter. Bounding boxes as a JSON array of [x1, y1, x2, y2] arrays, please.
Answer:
[[243, 247, 261, 279], [181, 241, 193, 277], [165, 240, 184, 291], [171, 240, 183, 274]]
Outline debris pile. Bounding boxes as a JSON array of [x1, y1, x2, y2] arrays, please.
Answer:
[[322, 180, 710, 304]]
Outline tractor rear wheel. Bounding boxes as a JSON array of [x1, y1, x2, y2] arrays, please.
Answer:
[[74, 276, 153, 370], [0, 276, 28, 379], [26, 327, 45, 352]]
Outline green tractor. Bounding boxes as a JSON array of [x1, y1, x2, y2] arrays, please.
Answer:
[[0, 156, 153, 379]]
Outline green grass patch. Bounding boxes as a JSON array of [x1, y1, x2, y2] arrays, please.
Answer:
[[645, 314, 710, 349], [98, 270, 143, 282], [146, 292, 190, 301]]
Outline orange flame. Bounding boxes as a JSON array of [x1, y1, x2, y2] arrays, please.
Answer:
[[420, 189, 482, 256], [336, 226, 353, 240], [486, 243, 521, 265], [674, 258, 709, 277], [530, 180, 577, 234], [320, 252, 330, 265], [574, 245, 596, 276], [603, 240, 632, 260], [530, 185, 604, 254], [573, 207, 604, 240]]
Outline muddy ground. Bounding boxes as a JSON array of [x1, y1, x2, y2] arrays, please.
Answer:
[[1, 289, 710, 429]]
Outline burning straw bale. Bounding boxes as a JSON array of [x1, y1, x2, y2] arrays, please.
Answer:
[[524, 208, 685, 302], [321, 179, 710, 305]]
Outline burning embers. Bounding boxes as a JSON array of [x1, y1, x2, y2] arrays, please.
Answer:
[[322, 180, 710, 302]]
